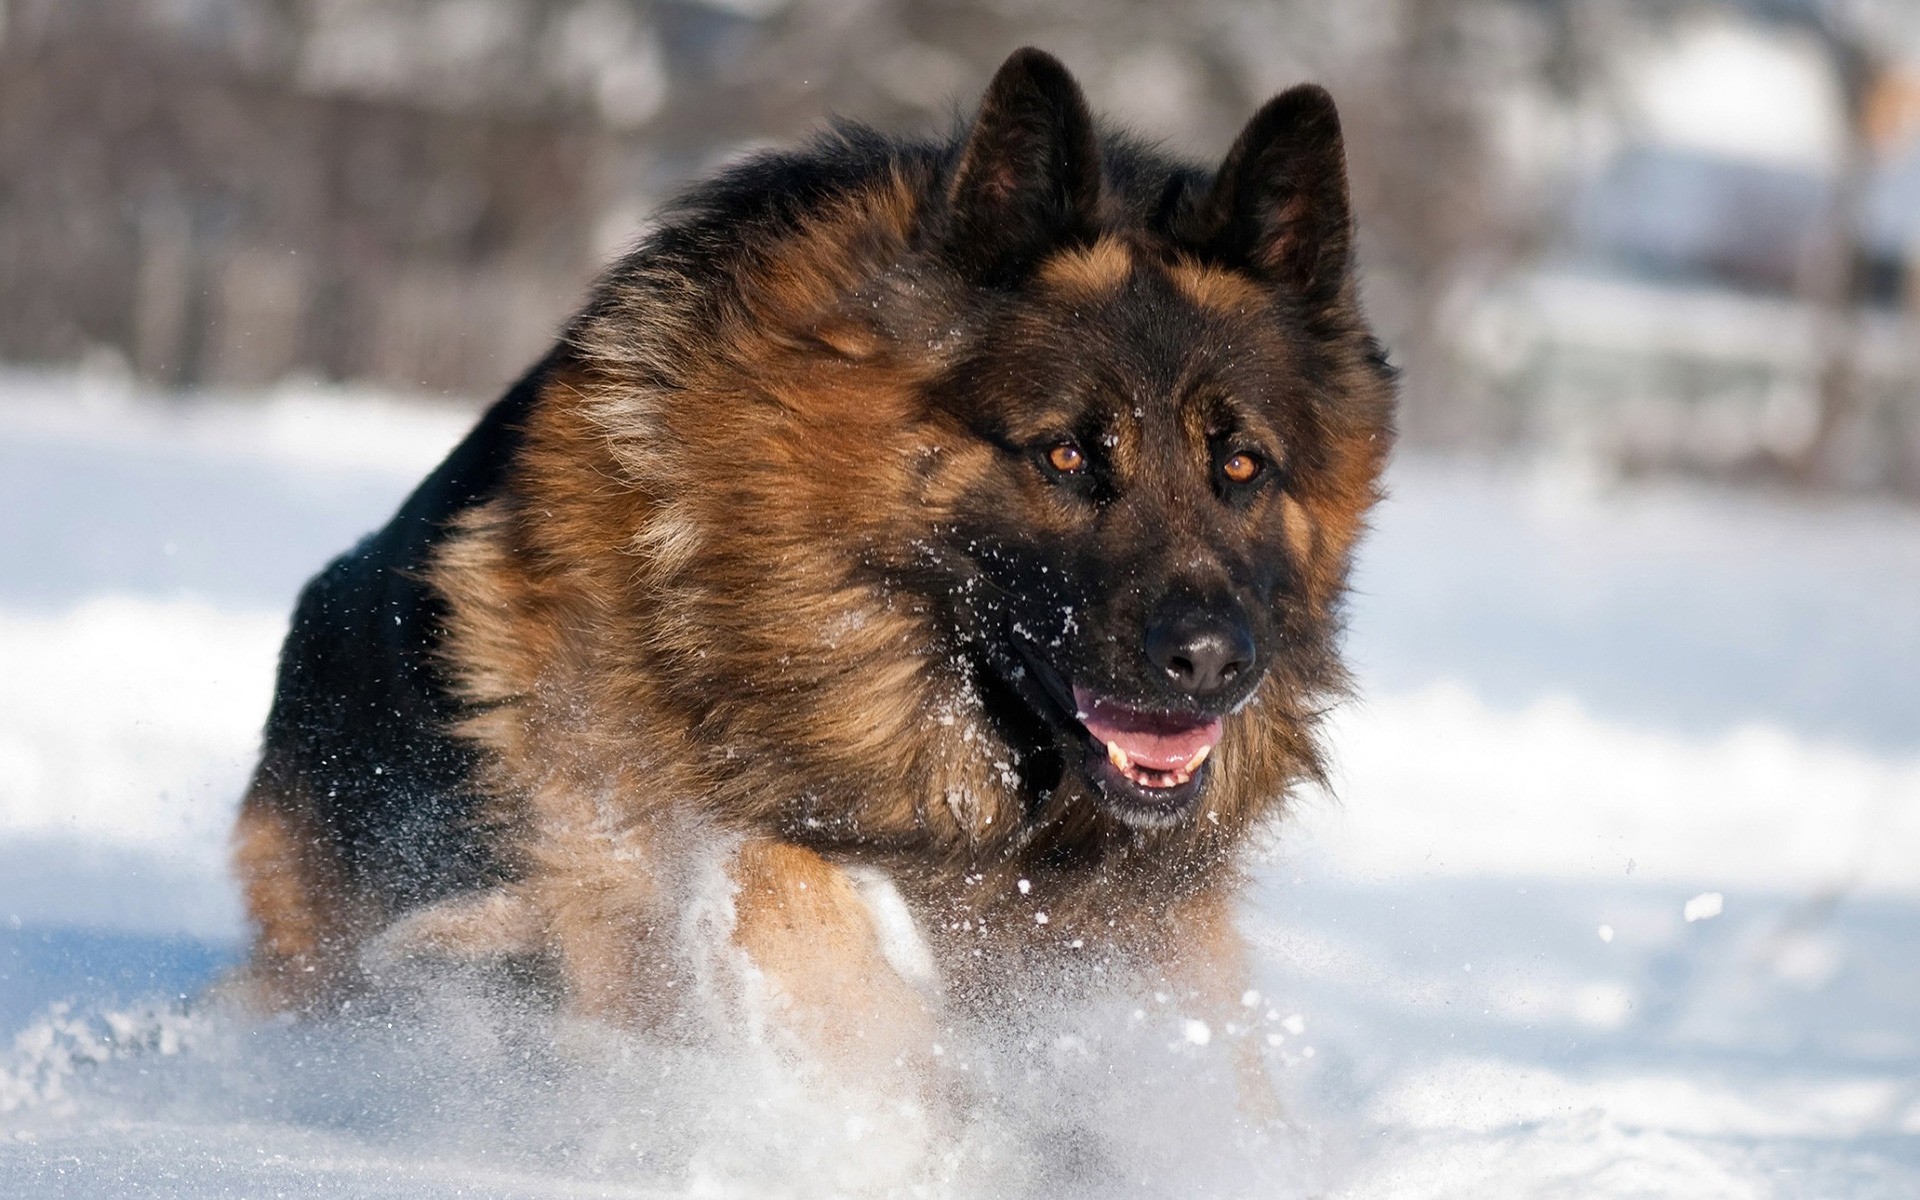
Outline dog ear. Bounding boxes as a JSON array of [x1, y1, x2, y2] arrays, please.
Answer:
[[1184, 85, 1352, 301], [945, 47, 1102, 287]]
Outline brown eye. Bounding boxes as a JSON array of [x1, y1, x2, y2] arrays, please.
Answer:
[[1221, 451, 1263, 484], [1046, 442, 1086, 474]]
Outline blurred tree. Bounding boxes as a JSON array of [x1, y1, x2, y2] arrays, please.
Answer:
[[1792, 6, 1878, 487], [2, 0, 1913, 497]]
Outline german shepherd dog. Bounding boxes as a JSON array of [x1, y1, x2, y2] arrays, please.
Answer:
[[233, 48, 1395, 1113]]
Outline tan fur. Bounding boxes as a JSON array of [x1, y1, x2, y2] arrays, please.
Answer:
[[1167, 258, 1268, 315], [1280, 493, 1317, 564], [1037, 238, 1133, 296]]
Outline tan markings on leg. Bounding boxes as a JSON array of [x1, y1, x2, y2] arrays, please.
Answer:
[[1037, 237, 1133, 297], [228, 778, 373, 1014], [359, 887, 543, 975], [730, 841, 938, 1078], [550, 899, 672, 1026], [521, 801, 685, 1029]]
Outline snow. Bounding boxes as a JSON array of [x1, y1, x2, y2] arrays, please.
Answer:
[[2, 365, 1917, 1196], [1683, 892, 1725, 923]]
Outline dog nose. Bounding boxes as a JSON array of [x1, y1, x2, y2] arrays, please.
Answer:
[[1145, 601, 1256, 696]]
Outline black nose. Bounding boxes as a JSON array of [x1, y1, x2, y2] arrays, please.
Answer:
[[1145, 600, 1256, 696]]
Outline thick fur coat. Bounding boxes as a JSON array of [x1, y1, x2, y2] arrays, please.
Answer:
[[233, 48, 1396, 1095]]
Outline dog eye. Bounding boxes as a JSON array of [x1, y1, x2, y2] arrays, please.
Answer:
[[1220, 451, 1263, 484], [1044, 441, 1087, 474]]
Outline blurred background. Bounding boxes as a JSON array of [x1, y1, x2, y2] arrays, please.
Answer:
[[3, 3, 1920, 1196], [5, 0, 1920, 491]]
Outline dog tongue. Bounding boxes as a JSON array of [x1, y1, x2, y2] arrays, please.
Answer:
[[1072, 686, 1223, 772]]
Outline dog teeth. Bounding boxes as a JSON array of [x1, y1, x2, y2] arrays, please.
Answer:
[[1104, 742, 1210, 789]]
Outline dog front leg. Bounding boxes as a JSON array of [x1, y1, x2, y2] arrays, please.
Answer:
[[1154, 886, 1285, 1129], [728, 840, 941, 1091]]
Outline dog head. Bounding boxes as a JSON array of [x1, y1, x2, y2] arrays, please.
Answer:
[[883, 50, 1396, 831]]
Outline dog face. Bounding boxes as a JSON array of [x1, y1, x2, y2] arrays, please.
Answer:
[[930, 272, 1311, 826], [907, 52, 1395, 829]]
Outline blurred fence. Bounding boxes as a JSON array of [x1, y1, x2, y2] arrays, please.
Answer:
[[0, 1, 619, 393], [1465, 271, 1920, 491], [2, 0, 1918, 495]]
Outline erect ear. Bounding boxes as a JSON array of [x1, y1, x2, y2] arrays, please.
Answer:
[[945, 47, 1102, 287], [1184, 84, 1353, 300]]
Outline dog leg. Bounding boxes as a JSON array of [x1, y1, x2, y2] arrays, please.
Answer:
[[1156, 887, 1286, 1129], [358, 886, 544, 976], [728, 840, 941, 1088], [515, 813, 688, 1029], [225, 776, 373, 1013]]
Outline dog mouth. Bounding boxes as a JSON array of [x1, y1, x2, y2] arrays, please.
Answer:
[[1074, 687, 1221, 795], [1010, 637, 1224, 825]]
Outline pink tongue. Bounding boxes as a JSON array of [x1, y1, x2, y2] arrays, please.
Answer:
[[1072, 686, 1223, 772]]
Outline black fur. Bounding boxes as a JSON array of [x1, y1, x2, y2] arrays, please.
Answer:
[[256, 352, 554, 906]]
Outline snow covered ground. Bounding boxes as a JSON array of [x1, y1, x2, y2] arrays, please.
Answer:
[[1, 365, 1916, 1197]]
